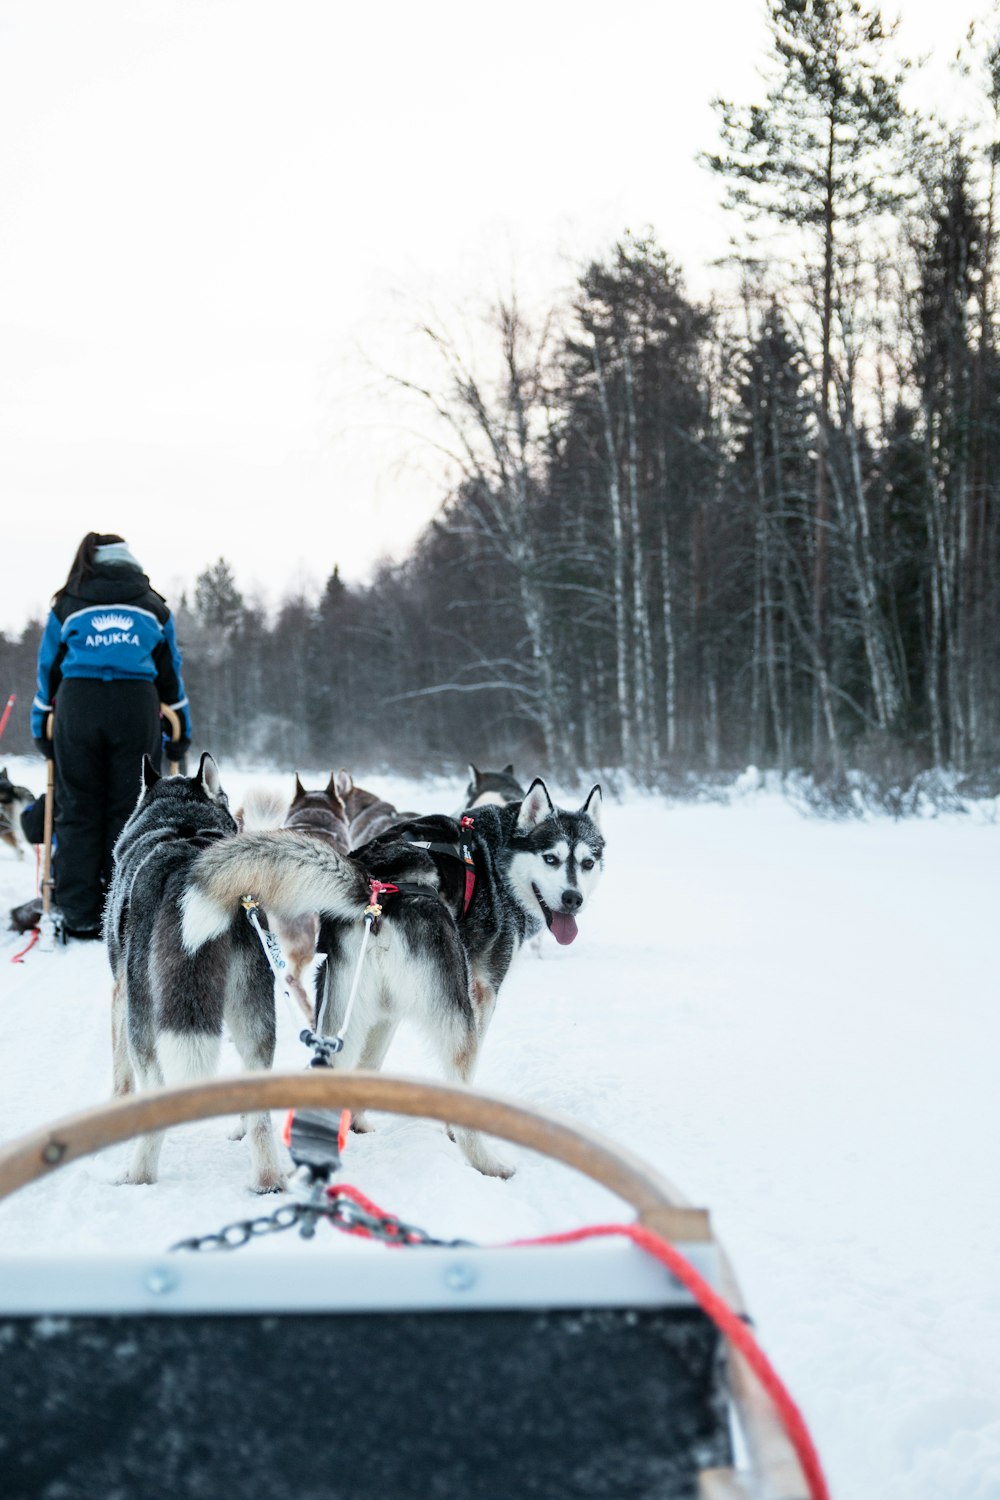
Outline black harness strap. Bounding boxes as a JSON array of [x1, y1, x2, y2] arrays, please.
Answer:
[[403, 817, 477, 915]]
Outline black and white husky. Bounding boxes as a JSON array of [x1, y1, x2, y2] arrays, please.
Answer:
[[109, 759, 604, 1184], [314, 778, 605, 1175], [107, 754, 288, 1192]]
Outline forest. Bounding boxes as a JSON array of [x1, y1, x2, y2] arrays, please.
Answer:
[[4, 2, 1000, 792]]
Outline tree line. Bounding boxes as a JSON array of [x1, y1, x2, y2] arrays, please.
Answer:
[[4, 1, 1000, 786]]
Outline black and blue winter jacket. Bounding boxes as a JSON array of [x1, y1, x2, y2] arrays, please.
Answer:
[[31, 562, 191, 741]]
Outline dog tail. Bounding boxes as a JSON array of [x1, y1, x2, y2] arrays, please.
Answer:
[[234, 784, 290, 832], [180, 831, 369, 952]]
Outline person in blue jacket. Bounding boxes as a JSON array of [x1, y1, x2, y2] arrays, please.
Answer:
[[31, 531, 192, 939]]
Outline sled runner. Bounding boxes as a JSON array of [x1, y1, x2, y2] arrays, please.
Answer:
[[0, 1073, 826, 1500]]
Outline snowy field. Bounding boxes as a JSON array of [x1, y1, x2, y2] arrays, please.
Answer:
[[1, 756, 999, 1500]]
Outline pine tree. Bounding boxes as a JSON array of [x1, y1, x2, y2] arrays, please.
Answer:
[[705, 0, 910, 761]]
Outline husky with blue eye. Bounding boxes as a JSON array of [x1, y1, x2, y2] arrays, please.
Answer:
[[316, 778, 606, 1175]]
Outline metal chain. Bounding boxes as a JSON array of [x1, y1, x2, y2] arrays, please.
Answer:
[[171, 1201, 332, 1252], [171, 1190, 474, 1253]]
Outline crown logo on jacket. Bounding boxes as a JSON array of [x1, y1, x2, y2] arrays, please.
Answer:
[[91, 613, 135, 633]]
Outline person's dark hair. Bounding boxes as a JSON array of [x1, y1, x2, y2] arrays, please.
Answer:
[[54, 532, 126, 604]]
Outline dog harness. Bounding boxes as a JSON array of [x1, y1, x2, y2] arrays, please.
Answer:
[[402, 815, 477, 916]]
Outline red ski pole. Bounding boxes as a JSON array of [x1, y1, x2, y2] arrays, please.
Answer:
[[0, 693, 14, 741]]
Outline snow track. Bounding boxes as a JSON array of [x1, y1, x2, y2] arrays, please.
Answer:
[[1, 760, 998, 1500]]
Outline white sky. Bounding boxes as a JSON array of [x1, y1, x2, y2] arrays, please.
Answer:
[[0, 0, 989, 631]]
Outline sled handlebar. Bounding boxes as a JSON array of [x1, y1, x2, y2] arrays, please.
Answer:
[[0, 1070, 705, 1239], [159, 703, 182, 775]]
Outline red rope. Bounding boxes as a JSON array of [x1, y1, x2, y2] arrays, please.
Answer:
[[10, 929, 40, 964], [508, 1221, 831, 1500], [319, 1183, 830, 1500], [331, 1181, 389, 1223]]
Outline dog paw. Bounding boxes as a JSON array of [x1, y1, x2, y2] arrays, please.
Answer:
[[115, 1170, 156, 1186], [249, 1172, 287, 1195], [350, 1111, 375, 1134], [476, 1153, 516, 1180], [456, 1131, 515, 1179], [228, 1122, 247, 1141]]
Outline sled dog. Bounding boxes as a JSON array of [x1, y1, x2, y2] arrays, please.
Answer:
[[0, 768, 35, 859], [285, 774, 351, 851], [234, 783, 290, 833], [314, 778, 605, 1174], [459, 762, 526, 814], [107, 754, 286, 1192], [275, 774, 352, 1021], [334, 770, 415, 849]]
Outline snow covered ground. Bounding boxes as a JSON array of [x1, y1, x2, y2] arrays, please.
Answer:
[[1, 757, 999, 1500]]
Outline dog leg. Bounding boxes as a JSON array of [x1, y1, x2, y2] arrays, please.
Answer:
[[348, 1014, 398, 1133], [274, 913, 319, 1026], [111, 974, 134, 1097], [119, 1054, 167, 1185], [471, 976, 499, 1041], [429, 998, 514, 1180], [224, 948, 285, 1193]]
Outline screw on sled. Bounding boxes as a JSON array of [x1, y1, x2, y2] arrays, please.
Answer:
[[0, 1073, 827, 1500]]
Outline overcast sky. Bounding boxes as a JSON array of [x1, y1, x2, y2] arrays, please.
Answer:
[[0, 0, 988, 632]]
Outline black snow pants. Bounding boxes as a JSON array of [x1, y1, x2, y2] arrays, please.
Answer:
[[52, 678, 162, 931]]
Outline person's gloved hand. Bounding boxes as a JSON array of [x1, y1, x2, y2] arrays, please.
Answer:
[[164, 737, 191, 763], [33, 737, 54, 761]]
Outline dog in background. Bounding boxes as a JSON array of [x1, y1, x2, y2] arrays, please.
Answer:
[[234, 783, 289, 833], [235, 774, 352, 1021], [276, 774, 351, 1020], [0, 768, 35, 860], [335, 770, 417, 848], [460, 763, 526, 814]]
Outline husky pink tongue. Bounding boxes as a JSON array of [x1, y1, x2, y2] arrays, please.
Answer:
[[548, 912, 578, 946]]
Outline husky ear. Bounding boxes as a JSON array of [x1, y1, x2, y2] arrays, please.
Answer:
[[517, 777, 555, 831], [502, 763, 515, 776], [325, 774, 346, 816], [294, 773, 306, 799], [141, 755, 160, 793], [580, 784, 603, 830], [468, 763, 481, 788], [335, 768, 353, 796], [197, 752, 224, 802]]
